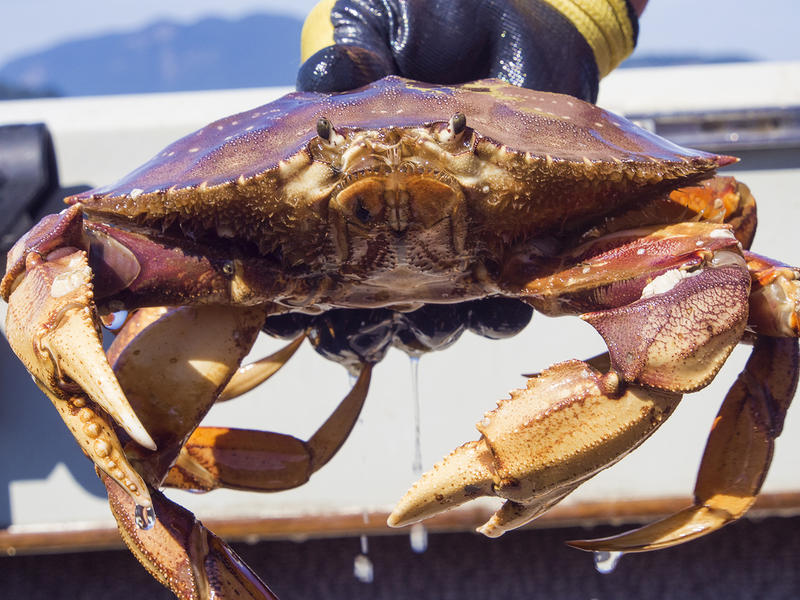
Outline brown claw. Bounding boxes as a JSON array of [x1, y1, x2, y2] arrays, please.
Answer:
[[388, 361, 682, 536], [101, 471, 278, 600], [568, 335, 799, 553]]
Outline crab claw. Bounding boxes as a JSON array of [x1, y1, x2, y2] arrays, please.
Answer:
[[3, 249, 156, 451], [568, 335, 798, 552], [3, 247, 158, 509], [388, 361, 682, 536]]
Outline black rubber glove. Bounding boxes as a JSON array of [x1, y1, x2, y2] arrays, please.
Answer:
[[297, 0, 638, 102]]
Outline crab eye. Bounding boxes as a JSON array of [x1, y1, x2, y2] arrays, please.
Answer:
[[450, 112, 467, 135], [316, 117, 332, 141]]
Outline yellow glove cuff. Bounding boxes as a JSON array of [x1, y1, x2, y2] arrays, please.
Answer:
[[539, 0, 636, 78], [301, 0, 337, 63]]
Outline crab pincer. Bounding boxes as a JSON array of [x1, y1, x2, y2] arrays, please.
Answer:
[[1, 205, 156, 513]]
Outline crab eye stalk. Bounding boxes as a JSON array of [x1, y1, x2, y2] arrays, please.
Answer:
[[316, 117, 332, 141], [450, 112, 467, 135]]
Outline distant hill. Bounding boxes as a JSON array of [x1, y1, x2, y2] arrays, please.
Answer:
[[0, 13, 303, 98], [0, 14, 760, 100], [621, 53, 756, 68]]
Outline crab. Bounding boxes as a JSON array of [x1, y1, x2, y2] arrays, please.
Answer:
[[2, 76, 799, 599]]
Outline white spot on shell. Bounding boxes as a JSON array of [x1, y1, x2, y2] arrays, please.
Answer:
[[188, 147, 200, 153], [636, 248, 646, 255], [129, 188, 143, 198], [709, 229, 736, 240], [582, 266, 591, 274], [641, 269, 695, 299]]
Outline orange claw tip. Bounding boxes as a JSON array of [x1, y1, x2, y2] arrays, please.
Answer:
[[387, 438, 496, 529]]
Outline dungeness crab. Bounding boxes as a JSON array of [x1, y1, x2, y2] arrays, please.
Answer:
[[3, 76, 799, 598]]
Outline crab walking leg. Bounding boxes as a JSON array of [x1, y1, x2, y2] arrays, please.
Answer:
[[388, 361, 682, 534], [107, 304, 267, 486], [569, 336, 799, 552], [163, 364, 372, 491], [217, 335, 305, 402], [100, 472, 278, 600]]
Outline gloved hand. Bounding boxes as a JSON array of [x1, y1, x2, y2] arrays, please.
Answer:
[[297, 0, 640, 102]]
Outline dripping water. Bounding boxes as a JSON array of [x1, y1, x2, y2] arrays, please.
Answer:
[[134, 504, 155, 530], [408, 355, 428, 554], [351, 369, 374, 582], [593, 550, 623, 574], [410, 356, 423, 474], [354, 512, 374, 583]]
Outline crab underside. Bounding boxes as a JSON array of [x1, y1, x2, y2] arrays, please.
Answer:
[[2, 77, 799, 599]]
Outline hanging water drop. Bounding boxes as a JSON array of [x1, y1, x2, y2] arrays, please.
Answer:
[[134, 504, 155, 530], [593, 550, 623, 574], [407, 355, 428, 553], [103, 310, 128, 331], [353, 553, 374, 583], [409, 356, 423, 474], [409, 522, 428, 553], [354, 527, 374, 583]]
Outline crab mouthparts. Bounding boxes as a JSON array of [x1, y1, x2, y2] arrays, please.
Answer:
[[329, 169, 467, 265]]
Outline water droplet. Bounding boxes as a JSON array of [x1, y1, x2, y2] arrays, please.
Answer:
[[134, 504, 156, 530], [410, 356, 423, 474], [409, 522, 428, 553], [103, 310, 128, 331], [353, 553, 374, 583], [593, 550, 623, 574]]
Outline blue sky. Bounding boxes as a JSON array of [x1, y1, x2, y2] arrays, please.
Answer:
[[0, 0, 798, 67]]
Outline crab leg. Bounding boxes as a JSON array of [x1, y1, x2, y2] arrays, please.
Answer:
[[101, 471, 278, 600], [217, 335, 305, 402], [107, 304, 267, 486], [163, 364, 372, 492], [569, 335, 799, 552]]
